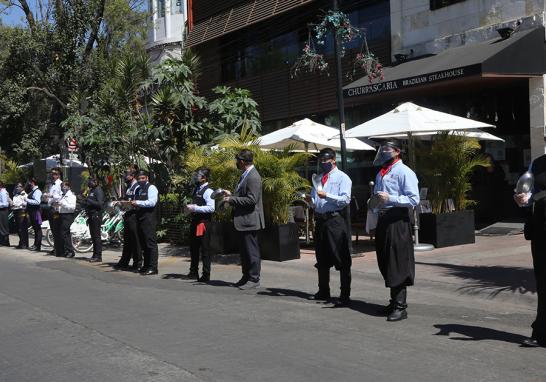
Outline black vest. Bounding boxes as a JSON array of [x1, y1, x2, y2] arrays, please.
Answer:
[[529, 155, 546, 229], [125, 182, 139, 201], [26, 188, 40, 210], [192, 185, 212, 222], [135, 183, 156, 217]]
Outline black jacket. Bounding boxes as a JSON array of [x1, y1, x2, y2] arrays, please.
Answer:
[[82, 186, 105, 213]]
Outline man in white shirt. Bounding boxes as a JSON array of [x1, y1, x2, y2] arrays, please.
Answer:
[[0, 181, 11, 246], [51, 181, 77, 257], [46, 168, 63, 256], [186, 167, 215, 282], [11, 182, 29, 249]]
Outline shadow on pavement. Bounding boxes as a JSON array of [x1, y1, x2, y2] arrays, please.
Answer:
[[161, 274, 234, 287], [434, 324, 527, 344], [258, 288, 385, 317], [416, 262, 536, 297]]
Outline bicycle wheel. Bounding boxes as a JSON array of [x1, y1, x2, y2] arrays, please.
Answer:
[[72, 234, 94, 253], [46, 229, 55, 247]]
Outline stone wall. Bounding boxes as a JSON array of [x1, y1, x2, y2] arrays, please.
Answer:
[[391, 0, 545, 56]]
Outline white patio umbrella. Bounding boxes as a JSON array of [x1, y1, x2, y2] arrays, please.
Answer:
[[345, 102, 495, 140], [345, 102, 496, 252], [258, 118, 375, 152], [18, 154, 87, 169], [258, 118, 375, 178], [371, 129, 504, 142]]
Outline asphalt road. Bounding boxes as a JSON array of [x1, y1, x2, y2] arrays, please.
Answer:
[[0, 244, 545, 382]]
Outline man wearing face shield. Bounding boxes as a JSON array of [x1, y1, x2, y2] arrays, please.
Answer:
[[372, 140, 419, 322], [185, 167, 215, 282], [131, 170, 160, 275], [223, 150, 265, 290], [80, 177, 105, 262], [114, 166, 143, 271], [514, 155, 546, 348], [310, 148, 352, 306]]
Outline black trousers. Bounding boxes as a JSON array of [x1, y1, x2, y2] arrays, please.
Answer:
[[375, 208, 415, 288], [314, 214, 352, 297], [137, 211, 158, 270], [0, 208, 10, 246], [238, 230, 260, 283], [14, 209, 29, 248], [189, 220, 211, 276], [61, 213, 74, 256], [119, 212, 142, 266], [88, 212, 103, 258], [531, 229, 546, 341], [50, 213, 63, 256], [28, 209, 42, 249]]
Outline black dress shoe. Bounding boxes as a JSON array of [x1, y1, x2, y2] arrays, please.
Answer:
[[130, 262, 143, 271], [141, 268, 158, 276], [65, 253, 75, 259], [334, 296, 351, 307], [197, 274, 210, 283], [89, 257, 102, 263], [387, 308, 408, 322], [311, 290, 331, 301], [113, 263, 129, 270], [522, 337, 546, 348], [29, 246, 41, 251], [187, 271, 199, 280], [15, 245, 28, 250]]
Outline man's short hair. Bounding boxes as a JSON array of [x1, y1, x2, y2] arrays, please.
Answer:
[[126, 165, 139, 176], [236, 149, 254, 163], [63, 181, 71, 188], [28, 177, 37, 184], [136, 170, 149, 178], [318, 148, 336, 161], [196, 167, 211, 180], [51, 167, 61, 174]]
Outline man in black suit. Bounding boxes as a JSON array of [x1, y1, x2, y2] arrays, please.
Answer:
[[224, 149, 265, 290]]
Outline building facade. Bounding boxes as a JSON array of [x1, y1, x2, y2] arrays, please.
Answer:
[[147, 0, 187, 63], [186, 0, 546, 222]]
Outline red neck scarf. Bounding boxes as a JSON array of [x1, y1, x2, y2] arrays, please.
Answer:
[[321, 166, 336, 185], [379, 158, 400, 178]]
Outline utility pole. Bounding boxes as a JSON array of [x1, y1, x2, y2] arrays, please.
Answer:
[[332, 0, 348, 172], [332, 0, 352, 249]]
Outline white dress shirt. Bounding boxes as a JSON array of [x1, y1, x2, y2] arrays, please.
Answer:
[[57, 190, 77, 214], [48, 179, 63, 205], [12, 192, 27, 210]]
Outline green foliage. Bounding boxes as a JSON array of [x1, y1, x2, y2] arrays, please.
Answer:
[[0, 154, 28, 184], [417, 133, 490, 213], [185, 128, 310, 225], [207, 86, 261, 137]]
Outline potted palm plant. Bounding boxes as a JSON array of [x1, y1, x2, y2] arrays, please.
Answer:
[[185, 128, 310, 260], [417, 133, 490, 248]]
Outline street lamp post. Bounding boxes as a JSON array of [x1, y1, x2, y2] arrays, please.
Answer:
[[332, 0, 352, 249], [332, 0, 348, 172]]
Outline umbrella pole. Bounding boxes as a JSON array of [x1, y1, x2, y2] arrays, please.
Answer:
[[305, 142, 309, 180], [408, 132, 434, 252]]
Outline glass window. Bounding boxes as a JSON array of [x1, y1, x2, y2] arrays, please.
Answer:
[[171, 0, 183, 15], [157, 0, 165, 18], [430, 0, 466, 10]]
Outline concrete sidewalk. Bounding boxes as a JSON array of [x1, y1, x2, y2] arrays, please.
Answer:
[[21, 231, 535, 309]]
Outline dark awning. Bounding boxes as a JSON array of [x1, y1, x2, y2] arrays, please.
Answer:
[[344, 27, 545, 98]]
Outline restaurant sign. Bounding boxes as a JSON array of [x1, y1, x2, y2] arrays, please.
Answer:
[[344, 65, 480, 98]]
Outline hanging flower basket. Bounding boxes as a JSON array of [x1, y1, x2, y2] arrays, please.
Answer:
[[351, 51, 384, 82], [290, 43, 329, 78], [314, 10, 360, 56]]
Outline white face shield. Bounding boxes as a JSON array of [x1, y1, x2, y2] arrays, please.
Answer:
[[373, 144, 399, 167]]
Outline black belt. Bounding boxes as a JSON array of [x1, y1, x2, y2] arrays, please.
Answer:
[[315, 211, 342, 221]]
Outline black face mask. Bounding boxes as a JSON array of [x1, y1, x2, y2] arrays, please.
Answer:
[[87, 180, 96, 189], [14, 187, 23, 195], [137, 180, 147, 187], [319, 162, 334, 174], [62, 187, 69, 194]]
